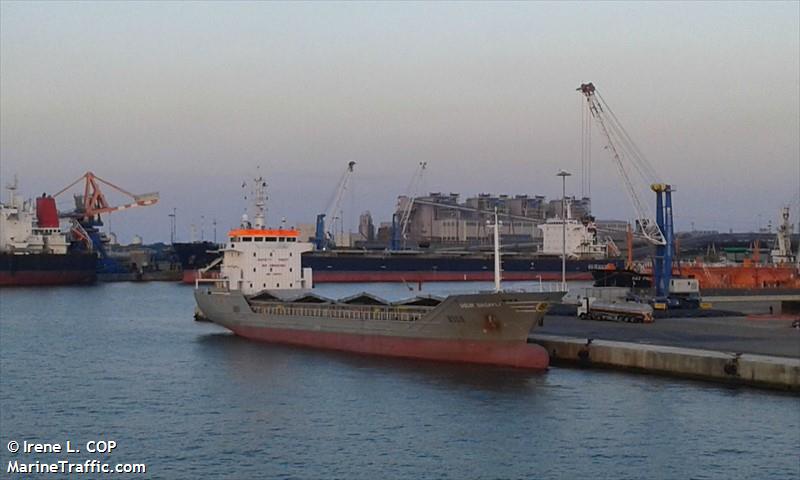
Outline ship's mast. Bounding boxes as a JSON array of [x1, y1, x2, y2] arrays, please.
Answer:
[[5, 174, 19, 207], [252, 174, 267, 230], [242, 168, 268, 230]]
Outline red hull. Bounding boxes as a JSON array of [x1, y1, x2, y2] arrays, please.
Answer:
[[231, 325, 550, 369], [183, 269, 590, 284], [0, 271, 95, 286]]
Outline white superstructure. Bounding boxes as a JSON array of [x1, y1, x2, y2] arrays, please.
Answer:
[[204, 172, 313, 295], [0, 179, 69, 255], [538, 204, 608, 259], [770, 206, 795, 265], [220, 227, 313, 295]]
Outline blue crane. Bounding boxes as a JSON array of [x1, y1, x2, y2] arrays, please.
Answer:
[[578, 83, 674, 298]]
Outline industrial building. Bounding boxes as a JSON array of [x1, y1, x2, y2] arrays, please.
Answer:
[[394, 192, 593, 248]]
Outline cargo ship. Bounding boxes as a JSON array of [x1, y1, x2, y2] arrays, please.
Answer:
[[173, 240, 219, 282], [0, 180, 96, 286], [179, 245, 619, 283], [591, 207, 800, 291], [195, 182, 563, 369], [677, 207, 799, 290], [179, 208, 620, 283], [592, 261, 799, 291]]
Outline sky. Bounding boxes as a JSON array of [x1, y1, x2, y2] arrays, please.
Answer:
[[1, 1, 798, 243]]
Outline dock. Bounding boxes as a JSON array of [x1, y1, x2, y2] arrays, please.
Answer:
[[531, 312, 800, 391]]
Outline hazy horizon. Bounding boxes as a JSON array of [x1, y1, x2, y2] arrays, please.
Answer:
[[2, 1, 798, 243]]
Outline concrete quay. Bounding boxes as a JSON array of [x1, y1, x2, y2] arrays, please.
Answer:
[[530, 314, 800, 391]]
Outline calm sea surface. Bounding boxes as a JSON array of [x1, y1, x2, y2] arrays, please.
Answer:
[[1, 282, 798, 479]]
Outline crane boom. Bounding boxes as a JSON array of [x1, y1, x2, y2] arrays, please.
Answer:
[[398, 161, 427, 244], [55, 171, 159, 221], [54, 171, 159, 273], [578, 83, 665, 246], [315, 161, 356, 250], [325, 161, 356, 222]]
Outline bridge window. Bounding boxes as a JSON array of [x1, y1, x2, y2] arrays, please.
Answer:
[[254, 237, 264, 242], [266, 237, 277, 242], [288, 238, 296, 242], [242, 237, 252, 242], [278, 237, 285, 242]]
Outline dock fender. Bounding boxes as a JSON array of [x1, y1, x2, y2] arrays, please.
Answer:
[[723, 353, 742, 377], [577, 338, 593, 367]]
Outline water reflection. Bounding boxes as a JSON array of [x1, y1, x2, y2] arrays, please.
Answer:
[[195, 332, 545, 394]]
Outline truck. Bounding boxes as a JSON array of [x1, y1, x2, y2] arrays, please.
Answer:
[[667, 278, 702, 309], [577, 297, 654, 323]]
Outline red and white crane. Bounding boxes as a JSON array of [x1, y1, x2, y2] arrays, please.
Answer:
[[55, 171, 159, 223]]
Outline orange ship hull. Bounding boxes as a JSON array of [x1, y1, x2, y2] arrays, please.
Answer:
[[677, 261, 800, 290]]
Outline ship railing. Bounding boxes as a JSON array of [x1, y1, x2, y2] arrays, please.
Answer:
[[250, 303, 427, 322]]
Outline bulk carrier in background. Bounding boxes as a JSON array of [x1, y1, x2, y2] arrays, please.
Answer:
[[177, 205, 620, 284], [0, 179, 95, 286]]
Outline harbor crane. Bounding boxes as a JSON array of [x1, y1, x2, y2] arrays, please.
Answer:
[[578, 82, 675, 298], [314, 161, 356, 250], [391, 161, 427, 250], [55, 171, 159, 272]]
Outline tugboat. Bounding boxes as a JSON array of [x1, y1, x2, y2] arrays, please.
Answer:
[[194, 177, 563, 369]]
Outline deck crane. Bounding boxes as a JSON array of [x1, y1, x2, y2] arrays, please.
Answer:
[[391, 161, 428, 250], [54, 171, 159, 272], [578, 83, 675, 298], [314, 161, 356, 250]]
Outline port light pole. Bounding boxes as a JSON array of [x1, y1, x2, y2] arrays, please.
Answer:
[[493, 207, 501, 292], [557, 170, 572, 292], [168, 208, 176, 244]]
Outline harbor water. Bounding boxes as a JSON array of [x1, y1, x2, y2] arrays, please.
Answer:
[[1, 282, 798, 479]]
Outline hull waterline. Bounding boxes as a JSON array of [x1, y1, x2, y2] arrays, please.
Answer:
[[231, 324, 550, 369]]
